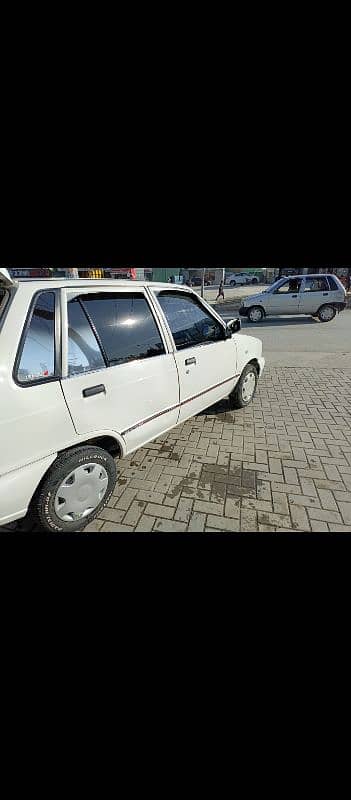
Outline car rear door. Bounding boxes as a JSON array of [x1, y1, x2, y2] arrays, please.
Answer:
[[60, 287, 179, 453], [298, 275, 332, 314], [151, 289, 239, 422]]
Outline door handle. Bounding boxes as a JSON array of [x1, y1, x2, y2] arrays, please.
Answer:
[[185, 357, 197, 366], [323, 293, 329, 296], [82, 384, 106, 398], [291, 294, 297, 298]]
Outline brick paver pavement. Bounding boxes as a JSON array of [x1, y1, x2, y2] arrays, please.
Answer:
[[2, 367, 351, 533]]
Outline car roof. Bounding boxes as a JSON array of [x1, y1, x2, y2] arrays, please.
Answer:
[[9, 279, 192, 291]]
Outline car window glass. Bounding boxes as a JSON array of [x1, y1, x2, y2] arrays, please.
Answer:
[[79, 293, 165, 365], [157, 292, 225, 350], [68, 299, 105, 375], [17, 292, 56, 383], [304, 276, 330, 292], [274, 279, 302, 294], [326, 276, 338, 291]]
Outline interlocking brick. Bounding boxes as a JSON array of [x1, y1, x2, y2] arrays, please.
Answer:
[[272, 492, 289, 516], [338, 503, 351, 525], [123, 500, 146, 527], [283, 467, 299, 485], [290, 505, 310, 531], [257, 511, 292, 529], [300, 478, 318, 497], [175, 498, 193, 523], [328, 522, 351, 533], [154, 519, 187, 532], [288, 494, 320, 510], [114, 488, 138, 511], [308, 508, 343, 525], [134, 515, 156, 532], [193, 500, 224, 516], [136, 490, 165, 504], [188, 513, 206, 532], [97, 507, 126, 523], [310, 520, 329, 532], [100, 522, 134, 532], [317, 489, 338, 512], [224, 497, 241, 518], [144, 503, 175, 519], [207, 515, 240, 531]]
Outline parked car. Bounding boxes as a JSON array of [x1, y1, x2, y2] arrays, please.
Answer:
[[225, 272, 262, 286], [189, 275, 212, 286], [0, 269, 265, 532], [239, 273, 346, 323]]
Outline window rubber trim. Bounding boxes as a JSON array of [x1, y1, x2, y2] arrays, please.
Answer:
[[13, 289, 61, 388]]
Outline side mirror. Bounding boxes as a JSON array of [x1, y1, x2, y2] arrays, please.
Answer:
[[225, 318, 241, 337]]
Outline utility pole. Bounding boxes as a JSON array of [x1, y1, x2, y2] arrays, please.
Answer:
[[201, 267, 205, 298]]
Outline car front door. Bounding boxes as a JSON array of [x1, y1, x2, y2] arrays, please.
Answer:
[[60, 288, 180, 453], [265, 277, 303, 315], [152, 289, 239, 422], [298, 275, 332, 314]]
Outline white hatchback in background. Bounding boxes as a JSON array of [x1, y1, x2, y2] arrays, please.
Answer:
[[0, 269, 265, 532], [225, 272, 252, 286], [239, 273, 347, 323]]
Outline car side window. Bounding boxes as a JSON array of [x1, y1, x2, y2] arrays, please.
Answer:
[[157, 291, 225, 350], [78, 293, 165, 366], [17, 292, 56, 384], [274, 279, 302, 294], [67, 299, 105, 376], [326, 276, 338, 291], [303, 276, 330, 292]]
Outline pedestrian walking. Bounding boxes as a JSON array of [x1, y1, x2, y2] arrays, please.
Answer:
[[66, 267, 79, 279], [216, 279, 225, 301]]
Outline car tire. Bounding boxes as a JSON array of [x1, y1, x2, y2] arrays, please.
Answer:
[[251, 277, 258, 284], [230, 280, 236, 286], [317, 304, 336, 323], [230, 363, 258, 409], [247, 306, 265, 323], [31, 446, 117, 532]]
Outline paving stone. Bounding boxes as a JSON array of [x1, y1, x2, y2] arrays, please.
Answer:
[[175, 498, 193, 523], [328, 522, 351, 533], [338, 503, 351, 525], [114, 488, 138, 511], [136, 490, 165, 504], [257, 511, 293, 529], [144, 503, 175, 519], [193, 499, 224, 516], [207, 515, 240, 531], [83, 519, 105, 532], [134, 515, 156, 532], [310, 520, 329, 532], [307, 508, 343, 525], [272, 492, 289, 516], [100, 522, 134, 532], [97, 507, 126, 523], [288, 494, 321, 510], [290, 505, 311, 531], [317, 489, 339, 512], [123, 500, 147, 527], [188, 512, 206, 532], [153, 519, 187, 532], [224, 497, 241, 518]]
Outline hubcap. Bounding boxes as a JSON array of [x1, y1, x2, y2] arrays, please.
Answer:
[[320, 306, 334, 321], [250, 308, 262, 322], [54, 463, 109, 522], [242, 371, 256, 402]]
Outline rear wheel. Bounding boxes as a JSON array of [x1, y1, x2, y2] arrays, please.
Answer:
[[32, 446, 117, 532], [251, 277, 258, 284], [317, 304, 336, 323], [230, 364, 258, 408], [248, 305, 264, 323], [230, 279, 236, 286]]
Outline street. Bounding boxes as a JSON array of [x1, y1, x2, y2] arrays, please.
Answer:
[[213, 304, 351, 369]]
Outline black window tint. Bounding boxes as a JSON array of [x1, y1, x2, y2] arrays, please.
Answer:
[[17, 292, 56, 383], [158, 292, 224, 350], [304, 276, 330, 292], [0, 289, 7, 318], [327, 276, 338, 291], [68, 299, 105, 376], [80, 293, 165, 365]]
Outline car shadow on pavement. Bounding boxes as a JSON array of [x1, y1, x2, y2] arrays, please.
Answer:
[[241, 316, 320, 327]]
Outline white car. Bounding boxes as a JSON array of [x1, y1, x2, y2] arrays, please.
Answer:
[[0, 269, 264, 532], [239, 273, 347, 323], [225, 272, 252, 286]]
